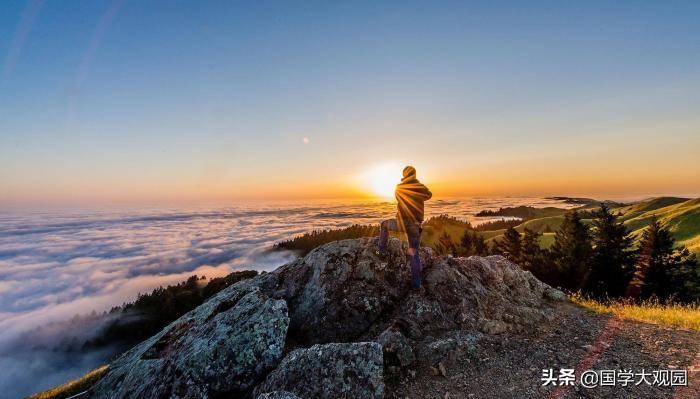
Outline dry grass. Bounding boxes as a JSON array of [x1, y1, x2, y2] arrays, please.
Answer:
[[570, 293, 700, 331], [27, 365, 108, 399]]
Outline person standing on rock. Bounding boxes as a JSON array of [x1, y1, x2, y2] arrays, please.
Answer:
[[377, 165, 432, 289]]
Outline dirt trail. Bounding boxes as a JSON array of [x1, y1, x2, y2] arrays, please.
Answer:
[[388, 302, 700, 399]]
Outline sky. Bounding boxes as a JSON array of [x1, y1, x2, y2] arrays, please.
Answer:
[[1, 0, 699, 204]]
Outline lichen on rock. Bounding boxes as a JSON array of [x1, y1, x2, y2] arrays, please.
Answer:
[[87, 237, 564, 399], [254, 342, 385, 399], [89, 278, 289, 398]]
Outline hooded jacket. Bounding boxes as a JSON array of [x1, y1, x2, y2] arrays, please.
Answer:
[[395, 175, 432, 226]]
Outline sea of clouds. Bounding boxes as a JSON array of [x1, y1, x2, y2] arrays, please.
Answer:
[[0, 197, 574, 397]]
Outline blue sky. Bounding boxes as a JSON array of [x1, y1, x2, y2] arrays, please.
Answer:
[[1, 1, 699, 203]]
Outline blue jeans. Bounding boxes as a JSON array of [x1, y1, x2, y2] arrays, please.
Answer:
[[378, 219, 422, 289]]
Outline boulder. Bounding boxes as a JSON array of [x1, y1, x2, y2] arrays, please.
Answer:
[[271, 238, 561, 343], [86, 237, 564, 398], [274, 238, 432, 343], [410, 254, 564, 334], [254, 342, 384, 399], [89, 278, 289, 398], [417, 331, 478, 371], [377, 327, 415, 372]]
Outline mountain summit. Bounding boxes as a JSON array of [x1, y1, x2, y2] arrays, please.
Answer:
[[89, 237, 564, 398]]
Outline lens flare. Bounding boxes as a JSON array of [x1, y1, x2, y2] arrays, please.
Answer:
[[362, 163, 401, 198]]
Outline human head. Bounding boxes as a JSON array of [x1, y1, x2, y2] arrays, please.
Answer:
[[402, 165, 416, 179]]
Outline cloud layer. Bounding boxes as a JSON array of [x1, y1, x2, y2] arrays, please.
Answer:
[[0, 198, 573, 397]]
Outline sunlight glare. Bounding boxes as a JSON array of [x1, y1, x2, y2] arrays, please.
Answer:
[[363, 163, 401, 199]]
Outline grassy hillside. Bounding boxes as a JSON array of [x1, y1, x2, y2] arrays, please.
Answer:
[[477, 197, 700, 255], [421, 215, 473, 247], [516, 216, 565, 233], [618, 197, 700, 255], [615, 197, 689, 220], [571, 294, 700, 331], [475, 205, 568, 219], [273, 197, 700, 257], [27, 365, 109, 399]]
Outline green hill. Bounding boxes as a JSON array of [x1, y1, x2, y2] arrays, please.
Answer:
[[482, 197, 700, 255], [273, 197, 700, 257], [475, 205, 568, 220], [619, 197, 700, 255], [421, 197, 700, 256], [516, 216, 566, 234], [615, 197, 690, 221]]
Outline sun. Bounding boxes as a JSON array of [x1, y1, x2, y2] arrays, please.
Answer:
[[362, 163, 401, 199]]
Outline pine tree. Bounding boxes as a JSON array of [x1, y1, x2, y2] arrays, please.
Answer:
[[630, 218, 700, 301], [631, 218, 675, 299], [496, 226, 522, 263], [459, 230, 490, 257], [438, 231, 457, 256], [584, 204, 635, 298], [459, 230, 474, 256], [521, 228, 542, 271], [473, 233, 489, 256], [670, 247, 700, 302], [550, 210, 592, 290], [489, 240, 500, 256], [520, 228, 558, 286]]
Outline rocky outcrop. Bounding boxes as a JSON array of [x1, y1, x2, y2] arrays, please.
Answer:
[[89, 280, 289, 398], [377, 327, 416, 374], [415, 254, 564, 335], [89, 237, 564, 398], [275, 238, 562, 343], [272, 238, 430, 344], [254, 342, 384, 399]]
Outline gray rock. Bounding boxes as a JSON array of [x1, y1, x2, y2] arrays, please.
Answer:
[[89, 278, 289, 398], [419, 331, 478, 369], [257, 392, 302, 399], [544, 287, 567, 301], [271, 238, 558, 342], [411, 254, 557, 334], [254, 342, 384, 399], [274, 237, 432, 343], [85, 237, 561, 398], [377, 327, 415, 369]]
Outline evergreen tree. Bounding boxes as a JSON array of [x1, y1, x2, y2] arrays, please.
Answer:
[[584, 204, 635, 298], [434, 242, 447, 256], [459, 230, 474, 256], [670, 247, 700, 302], [458, 230, 490, 257], [631, 218, 674, 299], [473, 233, 489, 256], [521, 228, 542, 270], [550, 210, 592, 290], [630, 218, 700, 301], [489, 239, 500, 256], [520, 228, 559, 286], [496, 226, 522, 263], [438, 231, 457, 256]]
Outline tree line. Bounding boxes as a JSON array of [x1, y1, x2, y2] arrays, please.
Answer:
[[83, 270, 258, 349], [275, 224, 379, 256], [439, 205, 700, 303]]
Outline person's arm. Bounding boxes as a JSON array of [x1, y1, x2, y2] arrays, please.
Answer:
[[419, 184, 432, 200]]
